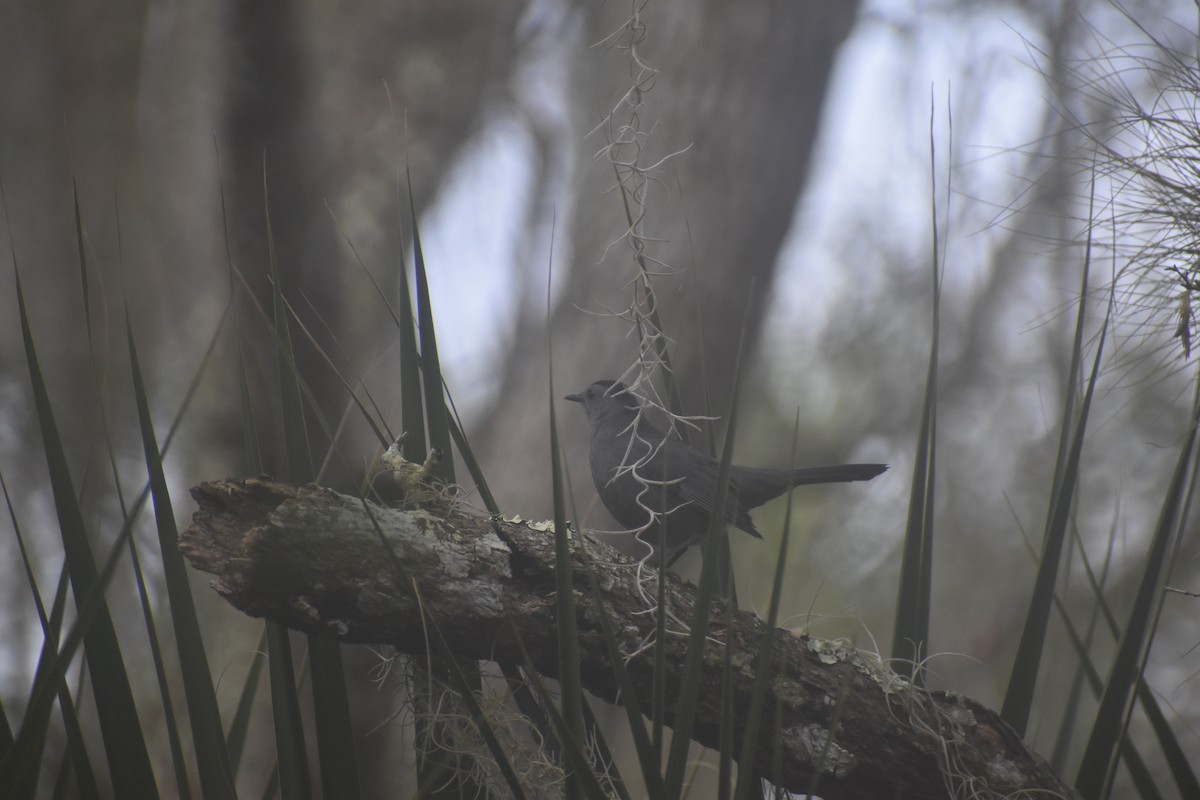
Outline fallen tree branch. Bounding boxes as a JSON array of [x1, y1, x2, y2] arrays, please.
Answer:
[[182, 478, 1076, 800]]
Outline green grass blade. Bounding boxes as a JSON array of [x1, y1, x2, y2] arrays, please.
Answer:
[[374, 543, 520, 797], [663, 470, 728, 795], [127, 313, 237, 799], [890, 342, 936, 682], [427, 622, 530, 800], [665, 322, 749, 796], [227, 263, 361, 484], [4, 479, 55, 799], [652, 451, 670, 761], [394, 240, 427, 460], [652, 544, 667, 762], [259, 765, 280, 800], [72, 181, 92, 335], [356, 327, 498, 511], [220, 152, 264, 477], [1134, 681, 1199, 798], [1049, 180, 1097, 497], [507, 621, 610, 800], [547, 229, 627, 797], [264, 623, 312, 799], [10, 267, 160, 798], [548, 351, 585, 797], [771, 649, 786, 793], [80, 198, 198, 800], [1050, 586, 1166, 798], [718, 586, 735, 800], [235, 340, 264, 475], [1075, 375, 1200, 798], [3, 473, 99, 799], [1001, 192, 1094, 735], [260, 168, 320, 800], [51, 640, 102, 799], [354, 458, 526, 799], [408, 179, 455, 484], [264, 175, 362, 798], [358, 222, 496, 506], [557, 366, 658, 792], [443, 391, 500, 513], [286, 292, 389, 447], [1062, 510, 1196, 797], [580, 700, 631, 800], [266, 223, 313, 485], [305, 637, 360, 799], [114, 509, 194, 800], [0, 482, 152, 796], [404, 177, 499, 797], [501, 664, 562, 766], [1049, 514, 1116, 772], [226, 628, 268, 775], [40, 568, 76, 795], [0, 697, 12, 790], [734, 414, 801, 799], [388, 189, 446, 795], [578, 568, 667, 799], [226, 237, 274, 786], [891, 97, 943, 682], [1010, 510, 1163, 797], [1002, 269, 1106, 736]]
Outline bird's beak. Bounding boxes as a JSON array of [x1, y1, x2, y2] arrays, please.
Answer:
[[564, 393, 582, 403]]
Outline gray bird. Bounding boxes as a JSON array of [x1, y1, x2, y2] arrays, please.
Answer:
[[565, 379, 887, 564]]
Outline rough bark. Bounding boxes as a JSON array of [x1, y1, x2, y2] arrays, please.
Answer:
[[182, 478, 1078, 800]]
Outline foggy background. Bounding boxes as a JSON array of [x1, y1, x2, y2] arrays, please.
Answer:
[[1, 0, 1197, 793]]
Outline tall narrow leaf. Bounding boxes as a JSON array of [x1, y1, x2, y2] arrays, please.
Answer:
[[1001, 268, 1107, 736], [577, 559, 667, 800], [11, 269, 160, 799], [127, 314, 237, 799], [394, 241, 427, 460], [508, 623, 609, 800], [664, 324, 748, 796], [3, 475, 98, 799], [264, 174, 362, 799], [0, 466, 155, 796], [892, 94, 944, 681], [1075, 373, 1200, 799], [264, 622, 312, 800], [408, 179, 455, 484], [225, 629, 268, 775], [734, 414, 802, 799], [548, 339, 584, 796]]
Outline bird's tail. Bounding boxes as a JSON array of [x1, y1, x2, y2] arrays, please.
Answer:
[[735, 463, 888, 509], [790, 463, 888, 485]]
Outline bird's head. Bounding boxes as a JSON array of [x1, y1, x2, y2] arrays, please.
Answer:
[[564, 379, 641, 425]]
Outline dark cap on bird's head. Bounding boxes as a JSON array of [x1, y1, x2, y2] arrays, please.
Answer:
[[564, 380, 642, 417]]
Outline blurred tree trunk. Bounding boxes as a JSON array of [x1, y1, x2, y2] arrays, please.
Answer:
[[217, 4, 526, 795], [221, 0, 527, 487], [474, 1, 862, 529]]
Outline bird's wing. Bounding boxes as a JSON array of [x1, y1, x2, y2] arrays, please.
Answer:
[[657, 442, 761, 538]]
